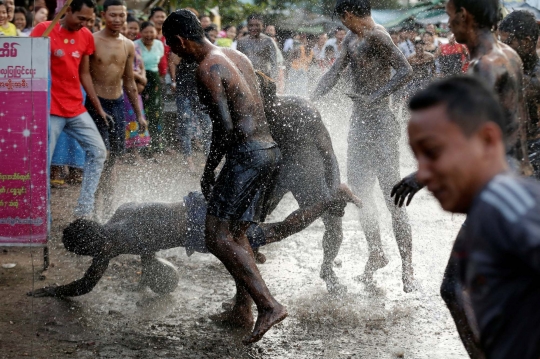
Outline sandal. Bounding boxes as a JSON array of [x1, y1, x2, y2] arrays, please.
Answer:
[[50, 179, 69, 189]]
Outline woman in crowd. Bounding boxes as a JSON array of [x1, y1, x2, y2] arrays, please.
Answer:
[[33, 5, 48, 27], [422, 31, 438, 55], [0, 1, 17, 36], [13, 7, 31, 36], [216, 25, 236, 48], [122, 16, 150, 156], [135, 21, 164, 153]]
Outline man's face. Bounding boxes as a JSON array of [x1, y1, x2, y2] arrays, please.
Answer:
[[446, 0, 467, 44], [199, 16, 211, 29], [65, 5, 95, 31], [85, 12, 95, 32], [102, 5, 126, 33], [126, 21, 139, 40], [248, 19, 263, 38], [150, 10, 166, 30], [265, 25, 276, 37], [499, 31, 535, 60], [408, 104, 486, 213], [426, 24, 436, 35], [318, 33, 328, 46], [167, 35, 195, 62], [14, 12, 26, 30], [5, 0, 13, 21]]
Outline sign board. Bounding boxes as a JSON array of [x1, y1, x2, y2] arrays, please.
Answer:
[[0, 37, 50, 246]]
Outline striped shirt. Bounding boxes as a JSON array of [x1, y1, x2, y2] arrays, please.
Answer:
[[459, 173, 540, 359]]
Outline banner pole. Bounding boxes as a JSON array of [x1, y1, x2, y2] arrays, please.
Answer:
[[42, 0, 74, 38]]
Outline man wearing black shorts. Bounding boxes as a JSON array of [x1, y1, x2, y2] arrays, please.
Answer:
[[408, 77, 540, 359], [87, 0, 146, 219], [163, 10, 286, 344]]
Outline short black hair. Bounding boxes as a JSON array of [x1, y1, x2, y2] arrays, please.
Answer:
[[140, 21, 154, 31], [247, 13, 264, 23], [334, 0, 371, 18], [414, 39, 425, 46], [204, 24, 217, 32], [149, 6, 165, 19], [103, 0, 124, 12], [409, 76, 506, 139], [63, 219, 108, 256], [499, 10, 539, 42], [126, 14, 137, 23], [162, 9, 205, 44], [70, 0, 96, 13], [451, 0, 502, 30], [14, 6, 26, 15]]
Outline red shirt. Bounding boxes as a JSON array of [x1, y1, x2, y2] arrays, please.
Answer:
[[31, 22, 95, 118], [440, 42, 469, 72], [157, 34, 170, 77]]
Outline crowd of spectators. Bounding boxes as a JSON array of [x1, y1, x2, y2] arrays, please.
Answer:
[[0, 0, 472, 217]]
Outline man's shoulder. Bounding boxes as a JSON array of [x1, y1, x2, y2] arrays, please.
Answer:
[[30, 21, 51, 37], [472, 174, 539, 225]]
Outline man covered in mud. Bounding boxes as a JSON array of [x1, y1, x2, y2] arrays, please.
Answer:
[[88, 0, 147, 219], [236, 14, 278, 80], [392, 1, 531, 357], [499, 11, 540, 179], [161, 10, 284, 344], [256, 71, 346, 294], [311, 0, 415, 292], [27, 186, 360, 297], [408, 76, 540, 359]]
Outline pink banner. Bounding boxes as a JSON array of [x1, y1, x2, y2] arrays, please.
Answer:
[[0, 37, 49, 246]]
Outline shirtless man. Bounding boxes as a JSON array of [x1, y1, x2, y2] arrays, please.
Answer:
[[312, 0, 415, 292], [236, 13, 278, 80], [391, 1, 530, 357], [27, 185, 360, 298], [499, 10, 540, 178], [406, 39, 436, 97], [162, 10, 286, 344], [256, 72, 345, 294], [87, 0, 146, 218]]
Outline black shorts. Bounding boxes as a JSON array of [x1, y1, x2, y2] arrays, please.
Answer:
[[207, 144, 281, 223], [86, 95, 126, 157]]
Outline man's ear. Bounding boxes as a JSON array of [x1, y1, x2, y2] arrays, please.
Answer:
[[176, 35, 185, 47]]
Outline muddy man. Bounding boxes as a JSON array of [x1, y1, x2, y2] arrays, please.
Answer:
[[162, 9, 284, 345], [312, 0, 415, 292]]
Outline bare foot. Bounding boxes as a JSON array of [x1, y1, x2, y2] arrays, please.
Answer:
[[209, 307, 254, 329], [402, 266, 417, 293], [320, 265, 347, 295], [242, 305, 288, 345], [355, 251, 389, 283]]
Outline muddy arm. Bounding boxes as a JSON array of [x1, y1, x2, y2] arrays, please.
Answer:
[[311, 33, 351, 101], [28, 258, 110, 298], [370, 32, 413, 102], [198, 64, 233, 199]]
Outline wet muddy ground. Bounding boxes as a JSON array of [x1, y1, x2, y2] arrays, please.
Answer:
[[0, 95, 468, 358]]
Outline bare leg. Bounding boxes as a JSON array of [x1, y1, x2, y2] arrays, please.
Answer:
[[320, 214, 347, 293], [441, 229, 485, 359], [205, 215, 287, 344]]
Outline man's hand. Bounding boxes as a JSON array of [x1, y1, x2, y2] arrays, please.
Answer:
[[27, 285, 59, 298], [390, 172, 425, 207], [137, 116, 148, 133], [99, 110, 114, 128], [201, 170, 216, 201]]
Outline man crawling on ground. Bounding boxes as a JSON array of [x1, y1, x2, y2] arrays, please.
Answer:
[[28, 185, 360, 298]]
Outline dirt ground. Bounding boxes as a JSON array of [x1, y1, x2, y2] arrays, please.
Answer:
[[0, 96, 469, 359]]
